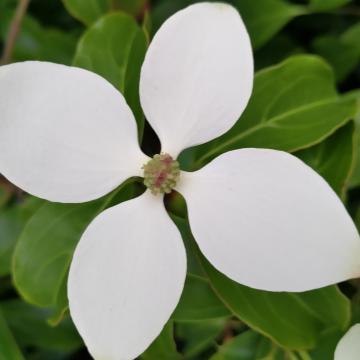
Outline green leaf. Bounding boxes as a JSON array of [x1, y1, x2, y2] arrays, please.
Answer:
[[13, 181, 139, 320], [13, 201, 103, 308], [173, 274, 231, 322], [141, 321, 181, 360], [171, 207, 350, 350], [253, 34, 304, 71], [296, 121, 355, 198], [0, 197, 43, 276], [1, 300, 82, 352], [150, 0, 191, 34], [151, 0, 304, 50], [183, 55, 356, 170], [170, 213, 205, 278], [73, 12, 147, 139], [176, 318, 228, 358], [309, 328, 344, 360], [0, 9, 77, 65], [313, 23, 360, 81], [62, 0, 111, 25], [200, 255, 350, 350], [210, 330, 274, 360], [230, 0, 305, 49], [0, 309, 24, 360], [308, 0, 351, 11], [0, 208, 23, 276], [348, 90, 360, 188], [62, 0, 146, 25]]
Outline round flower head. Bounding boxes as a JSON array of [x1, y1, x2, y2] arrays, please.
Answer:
[[142, 153, 180, 195], [0, 2, 360, 360]]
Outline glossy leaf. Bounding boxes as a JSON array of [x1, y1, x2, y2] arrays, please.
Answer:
[[13, 201, 103, 308], [176, 318, 228, 358], [62, 0, 110, 25], [12, 181, 138, 320], [296, 121, 355, 198], [73, 12, 147, 138], [171, 208, 350, 350], [210, 330, 273, 360], [0, 309, 24, 360], [309, 0, 351, 11], [172, 274, 231, 322], [183, 55, 356, 170], [313, 23, 360, 81], [151, 0, 304, 50], [0, 197, 42, 276], [254, 33, 304, 70], [0, 208, 23, 276], [169, 210, 205, 277], [230, 0, 305, 49], [1, 300, 82, 351], [200, 255, 350, 349], [171, 201, 351, 349], [310, 329, 344, 360], [0, 9, 77, 65], [141, 321, 181, 360], [62, 0, 146, 25], [348, 90, 360, 188]]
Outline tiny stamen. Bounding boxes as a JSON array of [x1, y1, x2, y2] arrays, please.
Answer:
[[142, 153, 180, 195]]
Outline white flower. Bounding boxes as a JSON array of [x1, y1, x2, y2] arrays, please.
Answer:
[[335, 324, 360, 360], [0, 2, 359, 360]]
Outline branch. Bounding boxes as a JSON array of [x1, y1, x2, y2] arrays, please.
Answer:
[[1, 0, 31, 65]]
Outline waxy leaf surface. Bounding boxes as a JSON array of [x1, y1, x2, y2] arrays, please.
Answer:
[[184, 55, 356, 170]]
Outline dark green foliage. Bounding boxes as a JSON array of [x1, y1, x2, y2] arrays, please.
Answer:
[[1, 0, 360, 359]]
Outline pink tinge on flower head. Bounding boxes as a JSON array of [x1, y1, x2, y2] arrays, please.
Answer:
[[143, 153, 180, 195], [154, 171, 167, 187], [161, 154, 174, 165]]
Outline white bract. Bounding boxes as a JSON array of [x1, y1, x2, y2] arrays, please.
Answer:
[[335, 324, 360, 360], [0, 2, 359, 360]]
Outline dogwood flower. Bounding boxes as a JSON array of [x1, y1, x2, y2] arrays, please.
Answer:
[[0, 2, 360, 360], [335, 324, 360, 360]]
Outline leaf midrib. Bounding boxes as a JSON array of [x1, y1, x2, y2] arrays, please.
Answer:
[[13, 181, 131, 307], [196, 97, 341, 166]]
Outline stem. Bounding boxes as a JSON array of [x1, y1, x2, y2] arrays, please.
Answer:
[[110, 0, 118, 11], [1, 0, 31, 65], [284, 351, 299, 360], [138, 0, 150, 22], [297, 350, 312, 360], [221, 320, 234, 343]]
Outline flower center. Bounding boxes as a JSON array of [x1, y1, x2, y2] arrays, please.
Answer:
[[142, 153, 180, 195]]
